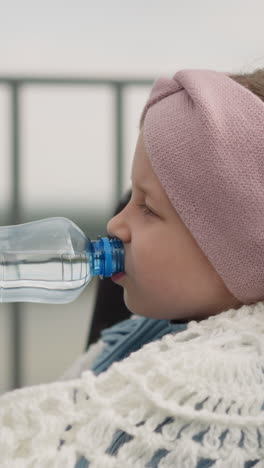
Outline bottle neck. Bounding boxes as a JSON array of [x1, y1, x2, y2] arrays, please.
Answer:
[[88, 237, 124, 277]]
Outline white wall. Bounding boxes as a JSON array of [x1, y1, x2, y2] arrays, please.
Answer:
[[0, 0, 263, 392]]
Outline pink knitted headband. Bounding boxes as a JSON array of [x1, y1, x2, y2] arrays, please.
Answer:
[[140, 69, 264, 305]]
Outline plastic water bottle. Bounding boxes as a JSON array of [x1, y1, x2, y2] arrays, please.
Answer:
[[0, 217, 124, 304]]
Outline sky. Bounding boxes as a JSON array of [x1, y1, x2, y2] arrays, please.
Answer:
[[1, 0, 263, 75]]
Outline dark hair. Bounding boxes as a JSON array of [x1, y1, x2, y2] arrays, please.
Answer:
[[230, 67, 264, 102]]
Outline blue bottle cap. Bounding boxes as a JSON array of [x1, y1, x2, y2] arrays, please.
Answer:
[[88, 236, 124, 277]]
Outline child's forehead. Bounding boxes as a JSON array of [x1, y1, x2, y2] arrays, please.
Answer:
[[131, 131, 156, 186], [131, 133, 172, 208]]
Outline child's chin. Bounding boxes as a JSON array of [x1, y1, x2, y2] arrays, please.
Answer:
[[124, 297, 163, 319]]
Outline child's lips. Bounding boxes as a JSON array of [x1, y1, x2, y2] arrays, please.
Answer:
[[111, 272, 126, 282]]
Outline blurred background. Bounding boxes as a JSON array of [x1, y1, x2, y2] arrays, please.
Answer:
[[0, 0, 263, 392]]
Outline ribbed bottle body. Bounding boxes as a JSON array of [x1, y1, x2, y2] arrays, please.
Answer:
[[0, 217, 124, 304]]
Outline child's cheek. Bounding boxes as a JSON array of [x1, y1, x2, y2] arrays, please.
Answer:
[[133, 240, 162, 286]]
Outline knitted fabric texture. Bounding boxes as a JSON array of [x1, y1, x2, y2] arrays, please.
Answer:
[[140, 69, 264, 304], [1, 301, 264, 467]]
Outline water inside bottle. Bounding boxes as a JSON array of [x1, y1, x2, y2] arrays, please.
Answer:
[[0, 250, 91, 304]]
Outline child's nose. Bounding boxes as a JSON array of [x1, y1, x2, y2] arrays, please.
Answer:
[[107, 210, 131, 243]]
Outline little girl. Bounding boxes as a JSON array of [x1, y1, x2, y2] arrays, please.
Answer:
[[1, 67, 264, 467]]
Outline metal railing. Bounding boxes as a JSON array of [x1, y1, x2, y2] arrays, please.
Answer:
[[0, 75, 153, 388]]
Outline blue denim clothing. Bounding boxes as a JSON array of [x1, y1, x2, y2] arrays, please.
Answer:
[[91, 315, 188, 375]]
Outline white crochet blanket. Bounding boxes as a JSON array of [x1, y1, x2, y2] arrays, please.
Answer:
[[1, 302, 264, 467]]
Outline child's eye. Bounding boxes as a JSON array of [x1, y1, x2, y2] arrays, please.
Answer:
[[138, 203, 156, 217]]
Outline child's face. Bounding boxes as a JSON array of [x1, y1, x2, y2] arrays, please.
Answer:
[[107, 128, 242, 321]]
